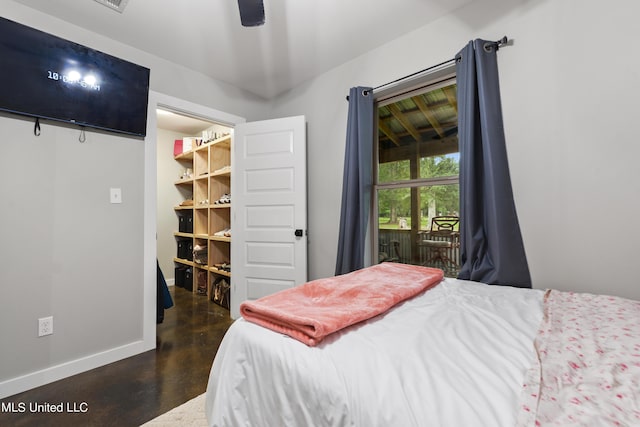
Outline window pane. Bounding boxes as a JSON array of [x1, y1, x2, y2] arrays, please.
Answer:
[[377, 185, 460, 277], [378, 159, 410, 182], [419, 184, 459, 220], [378, 187, 412, 229], [419, 153, 459, 180], [378, 83, 458, 183]]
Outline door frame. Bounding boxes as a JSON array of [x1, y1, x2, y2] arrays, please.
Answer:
[[143, 91, 245, 351]]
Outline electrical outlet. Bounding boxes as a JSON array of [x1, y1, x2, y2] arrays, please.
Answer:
[[110, 187, 122, 204], [38, 316, 53, 337]]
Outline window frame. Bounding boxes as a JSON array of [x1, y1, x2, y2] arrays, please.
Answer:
[[372, 69, 458, 265]]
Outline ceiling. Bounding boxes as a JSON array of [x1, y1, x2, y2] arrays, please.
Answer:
[[156, 108, 216, 135], [12, 0, 471, 99]]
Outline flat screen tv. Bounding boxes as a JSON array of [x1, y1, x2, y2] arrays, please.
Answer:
[[0, 17, 150, 137]]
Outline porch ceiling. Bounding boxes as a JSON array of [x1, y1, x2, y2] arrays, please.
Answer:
[[378, 83, 458, 163]]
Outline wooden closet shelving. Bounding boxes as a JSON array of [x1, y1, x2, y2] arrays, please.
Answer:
[[173, 134, 231, 307]]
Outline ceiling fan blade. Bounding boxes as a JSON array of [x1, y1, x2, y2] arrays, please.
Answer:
[[237, 0, 265, 27]]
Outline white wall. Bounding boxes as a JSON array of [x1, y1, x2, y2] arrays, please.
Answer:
[[269, 0, 640, 301], [156, 128, 187, 283], [0, 0, 266, 398], [0, 111, 147, 395]]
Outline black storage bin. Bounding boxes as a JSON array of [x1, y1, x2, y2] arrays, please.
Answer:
[[177, 239, 194, 260], [184, 267, 193, 291], [174, 266, 186, 288], [177, 239, 187, 259], [186, 213, 193, 233], [178, 211, 193, 233], [178, 214, 187, 233]]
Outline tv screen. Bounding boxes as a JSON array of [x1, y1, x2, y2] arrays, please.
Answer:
[[0, 17, 150, 137]]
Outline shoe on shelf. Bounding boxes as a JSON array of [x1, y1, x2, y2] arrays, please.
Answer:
[[213, 228, 230, 237], [213, 262, 231, 272], [214, 194, 230, 204]]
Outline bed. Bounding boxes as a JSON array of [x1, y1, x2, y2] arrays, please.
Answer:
[[204, 263, 640, 426]]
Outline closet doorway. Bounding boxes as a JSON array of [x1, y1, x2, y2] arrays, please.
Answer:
[[143, 92, 245, 349], [155, 108, 230, 286], [143, 93, 308, 347]]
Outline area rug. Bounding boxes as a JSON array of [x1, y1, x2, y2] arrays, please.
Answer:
[[141, 393, 207, 426]]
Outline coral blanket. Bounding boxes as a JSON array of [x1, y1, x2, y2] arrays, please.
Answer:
[[240, 263, 444, 346], [516, 290, 640, 426]]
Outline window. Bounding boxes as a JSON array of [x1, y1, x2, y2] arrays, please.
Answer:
[[374, 77, 460, 276]]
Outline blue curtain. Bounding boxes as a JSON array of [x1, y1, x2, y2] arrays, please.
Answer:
[[455, 40, 532, 288], [335, 87, 374, 275]]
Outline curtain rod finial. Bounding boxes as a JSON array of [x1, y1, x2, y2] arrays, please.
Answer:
[[485, 36, 510, 53], [498, 36, 511, 48]]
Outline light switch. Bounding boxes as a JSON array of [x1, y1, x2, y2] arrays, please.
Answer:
[[110, 188, 122, 204]]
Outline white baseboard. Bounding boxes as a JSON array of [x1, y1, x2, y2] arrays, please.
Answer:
[[0, 340, 152, 399]]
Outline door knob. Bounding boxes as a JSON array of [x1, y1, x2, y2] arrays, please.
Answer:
[[294, 229, 303, 237]]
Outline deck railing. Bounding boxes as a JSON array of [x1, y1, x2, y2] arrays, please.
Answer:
[[378, 228, 461, 277]]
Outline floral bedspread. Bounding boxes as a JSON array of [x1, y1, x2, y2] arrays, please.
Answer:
[[517, 290, 640, 426]]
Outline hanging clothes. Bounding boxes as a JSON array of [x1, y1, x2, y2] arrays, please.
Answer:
[[157, 260, 174, 323]]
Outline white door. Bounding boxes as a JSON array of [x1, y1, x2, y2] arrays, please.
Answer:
[[230, 115, 307, 319]]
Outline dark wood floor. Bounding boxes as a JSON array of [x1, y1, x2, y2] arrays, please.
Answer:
[[0, 286, 234, 427]]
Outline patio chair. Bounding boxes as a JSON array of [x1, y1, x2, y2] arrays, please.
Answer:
[[419, 216, 460, 272]]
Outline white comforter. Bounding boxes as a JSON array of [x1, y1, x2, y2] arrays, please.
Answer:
[[205, 278, 544, 427]]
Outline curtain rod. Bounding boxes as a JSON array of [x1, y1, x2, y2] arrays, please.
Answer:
[[346, 36, 508, 101]]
